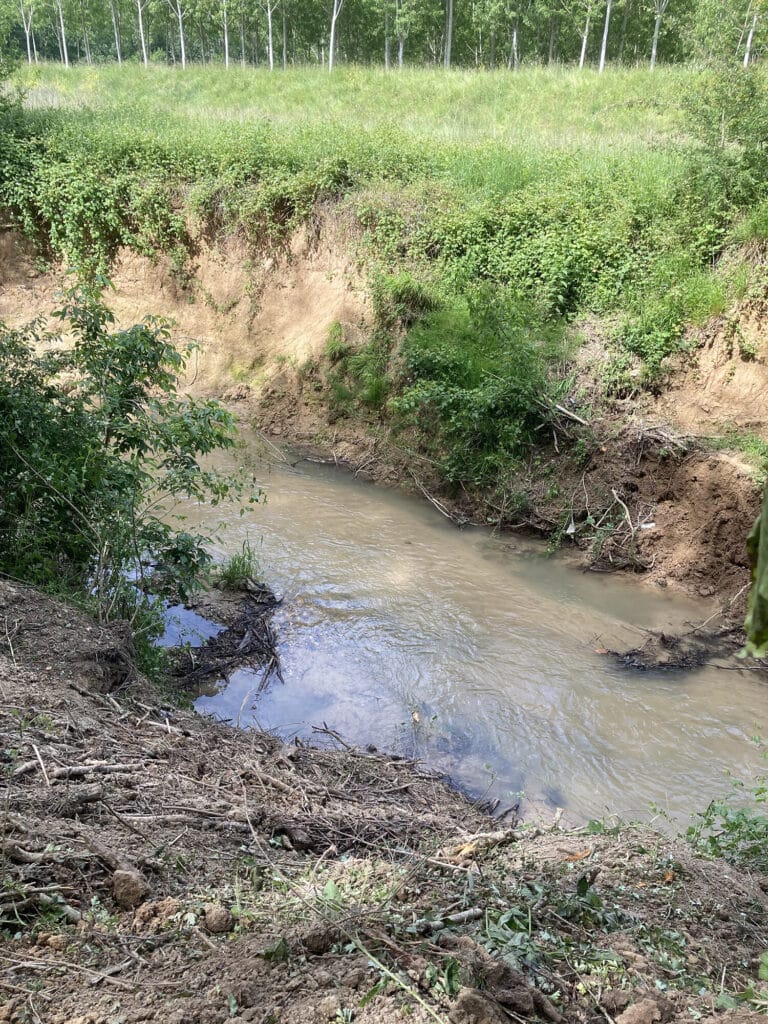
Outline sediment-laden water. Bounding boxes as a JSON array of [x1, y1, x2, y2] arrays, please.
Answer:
[[172, 434, 767, 824]]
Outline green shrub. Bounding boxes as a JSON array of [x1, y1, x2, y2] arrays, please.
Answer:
[[370, 271, 440, 330], [0, 283, 258, 623], [217, 538, 260, 590], [392, 286, 563, 485], [325, 321, 352, 363], [688, 773, 768, 872]]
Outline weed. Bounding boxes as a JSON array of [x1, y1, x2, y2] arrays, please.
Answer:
[[687, 771, 768, 872], [216, 538, 259, 590], [325, 321, 352, 363]]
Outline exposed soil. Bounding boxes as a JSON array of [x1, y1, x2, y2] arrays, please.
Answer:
[[0, 222, 765, 618], [656, 296, 768, 437], [2, 580, 768, 1024], [0, 222, 370, 395]]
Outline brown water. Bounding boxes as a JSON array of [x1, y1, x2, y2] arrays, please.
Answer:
[[182, 436, 767, 825]]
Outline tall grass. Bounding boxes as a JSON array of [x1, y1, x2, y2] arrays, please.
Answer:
[[19, 63, 684, 151]]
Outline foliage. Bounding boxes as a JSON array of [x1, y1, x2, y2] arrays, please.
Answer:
[[687, 771, 768, 870], [743, 485, 768, 659], [682, 64, 768, 185], [2, 63, 767, 390], [217, 538, 260, 590], [392, 286, 562, 485], [0, 283, 257, 629], [370, 270, 439, 330], [0, 0, 763, 69]]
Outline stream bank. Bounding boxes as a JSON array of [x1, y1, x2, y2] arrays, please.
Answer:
[[1, 224, 764, 620], [2, 579, 768, 1024]]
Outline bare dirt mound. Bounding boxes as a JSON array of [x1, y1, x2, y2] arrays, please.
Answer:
[[2, 582, 768, 1024], [639, 452, 761, 603], [655, 298, 768, 437], [0, 226, 370, 394]]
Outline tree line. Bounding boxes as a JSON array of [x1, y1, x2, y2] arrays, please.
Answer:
[[0, 0, 763, 75]]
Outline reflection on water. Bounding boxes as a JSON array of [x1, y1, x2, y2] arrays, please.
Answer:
[[184, 434, 767, 824]]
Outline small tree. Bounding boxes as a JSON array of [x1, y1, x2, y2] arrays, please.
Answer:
[[0, 283, 258, 627]]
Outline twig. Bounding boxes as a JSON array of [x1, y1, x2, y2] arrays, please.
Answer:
[[311, 724, 356, 750], [409, 907, 485, 934], [31, 744, 50, 787], [351, 937, 450, 1024], [553, 402, 589, 426], [409, 472, 458, 523], [0, 954, 135, 990]]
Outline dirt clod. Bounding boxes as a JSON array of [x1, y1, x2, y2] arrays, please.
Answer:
[[449, 988, 508, 1024], [616, 999, 664, 1024], [112, 868, 150, 908], [203, 903, 234, 933]]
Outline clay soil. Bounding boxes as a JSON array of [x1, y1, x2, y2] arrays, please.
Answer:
[[2, 580, 768, 1024]]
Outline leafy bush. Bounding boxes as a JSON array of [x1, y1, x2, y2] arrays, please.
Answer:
[[687, 773, 768, 872], [393, 286, 562, 485], [683, 65, 768, 183], [370, 271, 440, 330], [0, 283, 257, 625], [217, 538, 260, 590]]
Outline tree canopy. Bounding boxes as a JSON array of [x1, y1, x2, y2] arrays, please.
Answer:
[[0, 0, 763, 71]]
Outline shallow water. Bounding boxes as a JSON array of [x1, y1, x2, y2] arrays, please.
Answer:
[[179, 435, 767, 824]]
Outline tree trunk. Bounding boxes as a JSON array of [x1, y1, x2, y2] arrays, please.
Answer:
[[199, 20, 207, 62], [329, 0, 343, 71], [266, 2, 274, 69], [508, 17, 519, 69], [618, 0, 630, 62], [489, 29, 496, 67], [177, 4, 187, 67], [548, 15, 558, 63], [398, 33, 404, 66], [81, 3, 92, 63], [282, 2, 287, 68], [137, 0, 148, 66], [384, 3, 390, 68], [444, 0, 453, 67], [109, 0, 122, 62], [240, 13, 246, 64], [55, 19, 64, 63], [650, 11, 661, 68], [744, 9, 759, 66], [223, 0, 229, 67], [598, 0, 611, 73], [579, 9, 590, 67], [56, 0, 69, 66], [20, 0, 34, 63]]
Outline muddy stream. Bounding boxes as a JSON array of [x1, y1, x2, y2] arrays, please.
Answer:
[[168, 436, 767, 825]]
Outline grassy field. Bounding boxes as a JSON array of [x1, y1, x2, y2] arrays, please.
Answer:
[[21, 64, 683, 145], [3, 63, 767, 485], [18, 64, 686, 196]]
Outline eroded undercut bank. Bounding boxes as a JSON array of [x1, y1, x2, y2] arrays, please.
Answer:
[[1, 217, 764, 626]]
